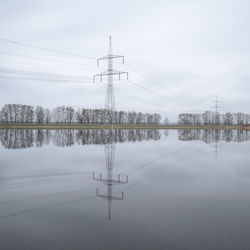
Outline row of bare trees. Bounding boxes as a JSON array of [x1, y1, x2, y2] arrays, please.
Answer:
[[74, 109, 161, 125], [0, 104, 162, 125], [178, 111, 250, 126], [0, 104, 51, 124]]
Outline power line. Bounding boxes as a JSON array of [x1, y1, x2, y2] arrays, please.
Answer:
[[117, 80, 164, 102], [0, 37, 192, 113], [116, 82, 182, 111], [128, 79, 167, 99], [211, 94, 222, 114], [0, 51, 100, 68], [118, 79, 184, 110], [114, 82, 160, 107], [211, 94, 223, 125], [0, 75, 93, 83], [125, 62, 197, 103], [0, 67, 92, 80], [125, 63, 164, 88], [0, 37, 96, 60]]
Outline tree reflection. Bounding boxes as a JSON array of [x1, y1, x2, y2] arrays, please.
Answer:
[[178, 129, 250, 143], [0, 129, 161, 149], [0, 129, 34, 149]]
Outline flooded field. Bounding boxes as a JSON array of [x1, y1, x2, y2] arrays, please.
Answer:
[[0, 129, 250, 250]]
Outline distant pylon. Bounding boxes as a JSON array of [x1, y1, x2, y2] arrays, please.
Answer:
[[212, 94, 222, 125], [93, 36, 128, 123]]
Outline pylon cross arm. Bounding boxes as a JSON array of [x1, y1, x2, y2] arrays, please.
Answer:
[[93, 70, 128, 82], [97, 194, 123, 200], [97, 55, 124, 66]]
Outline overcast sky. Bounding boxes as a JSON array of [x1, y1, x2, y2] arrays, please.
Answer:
[[0, 0, 249, 121]]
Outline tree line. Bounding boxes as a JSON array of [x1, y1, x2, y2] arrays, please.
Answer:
[[0, 104, 162, 125], [178, 111, 250, 126]]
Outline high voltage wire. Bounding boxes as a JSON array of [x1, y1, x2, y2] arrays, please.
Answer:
[[124, 62, 196, 103], [125, 78, 188, 109], [0, 37, 189, 111], [95, 76, 179, 110], [0, 75, 93, 83], [128, 79, 167, 99], [115, 81, 165, 105], [0, 66, 182, 109], [0, 67, 92, 80], [114, 83, 153, 107], [125, 63, 164, 88], [117, 63, 185, 108], [0, 38, 96, 60], [118, 80, 183, 110], [116, 84, 179, 112], [118, 79, 163, 99], [0, 38, 183, 106], [0, 51, 100, 68], [127, 80, 182, 109], [0, 67, 93, 84], [0, 59, 53, 69], [93, 74, 171, 108]]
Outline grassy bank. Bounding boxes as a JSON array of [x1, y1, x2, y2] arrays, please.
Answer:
[[0, 124, 249, 130]]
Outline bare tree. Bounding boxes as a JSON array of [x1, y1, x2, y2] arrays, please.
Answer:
[[164, 117, 169, 125], [44, 108, 52, 124], [65, 107, 75, 123], [223, 113, 234, 125], [35, 106, 45, 124], [75, 109, 83, 123], [53, 106, 66, 123]]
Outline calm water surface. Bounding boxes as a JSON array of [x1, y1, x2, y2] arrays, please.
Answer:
[[0, 129, 250, 250]]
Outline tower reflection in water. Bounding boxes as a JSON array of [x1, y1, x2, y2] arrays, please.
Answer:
[[93, 131, 128, 220]]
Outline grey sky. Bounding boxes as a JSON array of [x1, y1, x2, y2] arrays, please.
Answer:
[[0, 0, 249, 121]]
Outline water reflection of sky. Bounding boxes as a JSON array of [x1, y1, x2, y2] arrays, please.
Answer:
[[0, 130, 250, 250]]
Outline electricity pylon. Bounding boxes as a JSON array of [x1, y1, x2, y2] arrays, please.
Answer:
[[211, 95, 222, 125], [93, 37, 129, 219], [93, 35, 128, 123]]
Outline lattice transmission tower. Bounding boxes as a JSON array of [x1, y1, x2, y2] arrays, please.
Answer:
[[211, 94, 222, 125], [92, 37, 129, 219], [93, 36, 128, 123]]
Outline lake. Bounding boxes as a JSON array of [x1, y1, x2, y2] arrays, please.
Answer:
[[0, 129, 250, 250]]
